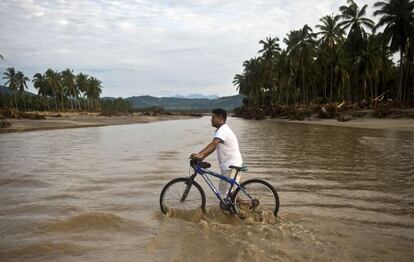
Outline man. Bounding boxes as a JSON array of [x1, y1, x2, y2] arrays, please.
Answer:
[[190, 108, 243, 208]]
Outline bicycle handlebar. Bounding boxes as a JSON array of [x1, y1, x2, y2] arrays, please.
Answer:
[[190, 159, 211, 169]]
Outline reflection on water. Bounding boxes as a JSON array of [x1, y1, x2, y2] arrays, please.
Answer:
[[1, 117, 413, 261]]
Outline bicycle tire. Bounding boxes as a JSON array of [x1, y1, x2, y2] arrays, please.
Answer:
[[160, 177, 206, 214], [231, 179, 280, 219]]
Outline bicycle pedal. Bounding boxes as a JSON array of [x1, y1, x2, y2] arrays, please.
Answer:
[[219, 202, 231, 211]]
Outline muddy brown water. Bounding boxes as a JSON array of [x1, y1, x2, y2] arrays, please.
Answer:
[[0, 117, 413, 261]]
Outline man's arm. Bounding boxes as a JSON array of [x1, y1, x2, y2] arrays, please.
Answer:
[[190, 138, 222, 160]]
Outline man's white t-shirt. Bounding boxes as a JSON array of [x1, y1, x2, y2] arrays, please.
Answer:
[[214, 123, 243, 172]]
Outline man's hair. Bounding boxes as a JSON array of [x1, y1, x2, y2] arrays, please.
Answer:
[[212, 108, 227, 121]]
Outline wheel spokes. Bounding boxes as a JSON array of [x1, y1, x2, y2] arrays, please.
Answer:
[[163, 181, 203, 211]]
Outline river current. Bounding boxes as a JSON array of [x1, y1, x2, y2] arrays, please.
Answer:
[[0, 117, 413, 261]]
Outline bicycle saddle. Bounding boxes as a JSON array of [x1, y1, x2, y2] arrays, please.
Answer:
[[229, 165, 248, 172]]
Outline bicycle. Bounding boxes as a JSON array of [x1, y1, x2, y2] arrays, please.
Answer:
[[159, 159, 280, 219]]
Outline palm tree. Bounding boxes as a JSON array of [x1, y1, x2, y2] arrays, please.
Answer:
[[15, 71, 29, 111], [334, 52, 352, 101], [317, 15, 345, 48], [374, 0, 414, 101], [316, 14, 346, 101], [86, 76, 102, 111], [284, 25, 317, 103], [242, 57, 264, 106], [45, 69, 62, 111], [339, 0, 375, 56], [358, 35, 383, 99], [275, 51, 294, 104], [233, 74, 245, 94], [2, 67, 19, 109], [76, 73, 89, 111], [61, 69, 79, 111], [258, 37, 281, 104], [33, 73, 51, 110]]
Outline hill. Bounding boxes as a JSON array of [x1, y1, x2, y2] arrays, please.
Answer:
[[0, 85, 37, 96], [172, 94, 220, 100], [1, 85, 243, 111], [125, 95, 243, 111]]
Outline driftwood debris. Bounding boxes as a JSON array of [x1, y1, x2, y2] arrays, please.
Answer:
[[1, 120, 11, 128]]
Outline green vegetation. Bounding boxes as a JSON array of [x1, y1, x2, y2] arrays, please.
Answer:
[[1, 68, 131, 113], [125, 95, 243, 111], [234, 0, 414, 108]]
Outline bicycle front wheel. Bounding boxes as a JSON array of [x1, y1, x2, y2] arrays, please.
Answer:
[[160, 177, 206, 214], [231, 179, 279, 219]]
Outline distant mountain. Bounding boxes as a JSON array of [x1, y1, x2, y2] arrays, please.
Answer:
[[172, 94, 220, 100], [126, 94, 243, 111], [0, 85, 37, 96], [1, 85, 243, 111]]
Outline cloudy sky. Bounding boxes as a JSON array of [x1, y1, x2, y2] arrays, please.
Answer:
[[0, 0, 379, 98]]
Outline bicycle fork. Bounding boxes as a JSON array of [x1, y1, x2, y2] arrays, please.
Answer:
[[181, 173, 197, 202]]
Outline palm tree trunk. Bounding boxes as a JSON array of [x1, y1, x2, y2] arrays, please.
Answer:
[[14, 94, 19, 110], [403, 61, 409, 102], [53, 90, 58, 111], [330, 68, 334, 102], [76, 98, 81, 111], [363, 78, 367, 100], [369, 77, 374, 99], [302, 66, 306, 104], [22, 95, 27, 111], [398, 49, 404, 102], [61, 92, 64, 111], [45, 97, 50, 111]]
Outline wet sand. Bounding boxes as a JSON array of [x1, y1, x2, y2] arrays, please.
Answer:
[[2, 111, 414, 134], [272, 118, 414, 132], [0, 112, 198, 133]]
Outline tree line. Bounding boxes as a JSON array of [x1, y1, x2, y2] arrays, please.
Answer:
[[1, 67, 131, 113], [233, 0, 414, 108]]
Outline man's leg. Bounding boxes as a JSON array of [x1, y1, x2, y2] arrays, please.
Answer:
[[218, 169, 240, 198]]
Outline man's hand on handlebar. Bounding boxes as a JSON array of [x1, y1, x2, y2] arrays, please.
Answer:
[[190, 153, 203, 160]]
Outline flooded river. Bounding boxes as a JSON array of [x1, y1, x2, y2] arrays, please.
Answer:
[[1, 117, 413, 261]]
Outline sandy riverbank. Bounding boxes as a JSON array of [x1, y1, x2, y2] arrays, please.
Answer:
[[2, 111, 414, 133], [0, 112, 198, 133], [271, 117, 414, 132]]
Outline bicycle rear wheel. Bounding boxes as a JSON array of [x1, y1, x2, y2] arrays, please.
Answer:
[[160, 177, 206, 214], [231, 179, 279, 219]]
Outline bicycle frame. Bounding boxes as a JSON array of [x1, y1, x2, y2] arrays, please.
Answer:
[[190, 164, 254, 205]]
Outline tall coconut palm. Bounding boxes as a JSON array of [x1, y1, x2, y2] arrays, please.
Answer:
[[374, 0, 414, 101], [316, 14, 346, 101], [45, 69, 62, 111], [33, 73, 48, 96], [339, 0, 375, 56], [242, 57, 264, 106], [275, 51, 294, 104], [258, 37, 281, 104], [86, 76, 102, 111], [2, 67, 19, 109], [33, 73, 51, 110], [76, 73, 89, 111], [358, 35, 383, 99], [233, 74, 246, 95], [284, 25, 317, 103], [61, 68, 79, 111], [317, 14, 345, 48], [15, 71, 29, 111]]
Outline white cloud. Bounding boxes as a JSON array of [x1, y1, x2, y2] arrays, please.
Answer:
[[0, 0, 381, 97]]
